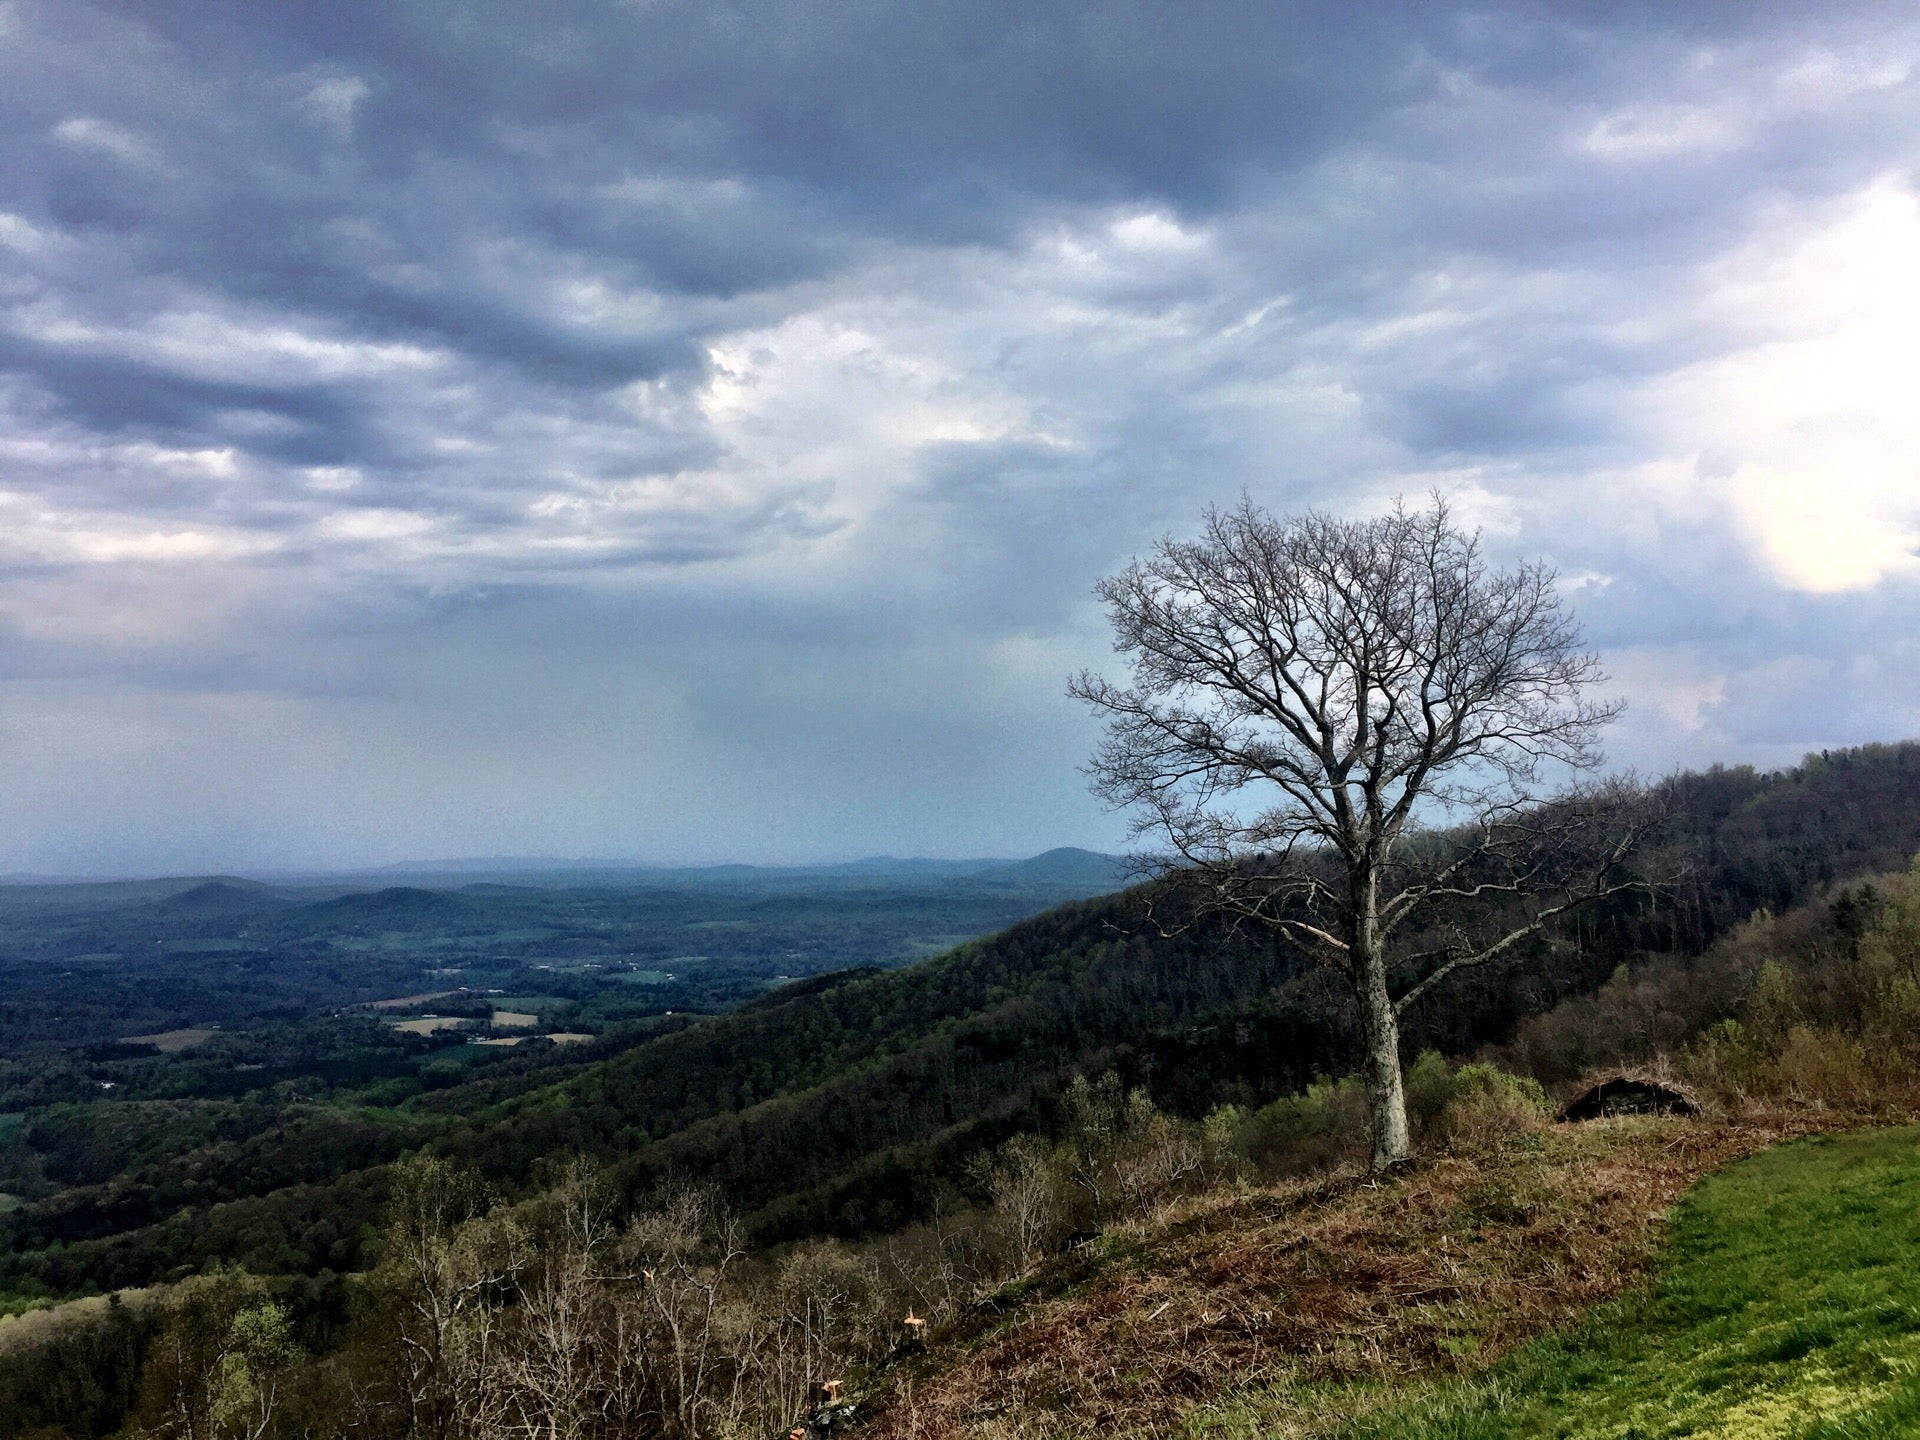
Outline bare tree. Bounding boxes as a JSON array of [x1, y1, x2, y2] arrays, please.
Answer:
[[501, 1158, 624, 1440], [621, 1186, 750, 1439], [373, 1154, 526, 1440], [973, 1134, 1061, 1272], [134, 1272, 297, 1440], [1071, 495, 1650, 1169]]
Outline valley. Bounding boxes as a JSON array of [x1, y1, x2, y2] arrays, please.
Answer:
[[6, 746, 1920, 1437], [0, 851, 1128, 1299]]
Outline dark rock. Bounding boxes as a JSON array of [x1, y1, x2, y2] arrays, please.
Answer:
[[1558, 1075, 1698, 1122]]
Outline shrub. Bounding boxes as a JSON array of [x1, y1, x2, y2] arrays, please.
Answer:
[[1742, 960, 1802, 1051], [1057, 1075, 1206, 1225], [1771, 1026, 1874, 1106], [1404, 1050, 1454, 1136], [1433, 1063, 1551, 1153], [1233, 1076, 1368, 1177], [1198, 1103, 1250, 1186], [1856, 863, 1920, 1063], [1681, 1018, 1767, 1097]]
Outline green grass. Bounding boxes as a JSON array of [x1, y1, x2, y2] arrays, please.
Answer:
[[1340, 1127, 1920, 1439]]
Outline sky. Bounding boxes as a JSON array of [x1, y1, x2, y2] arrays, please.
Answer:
[[2, 0, 1919, 874]]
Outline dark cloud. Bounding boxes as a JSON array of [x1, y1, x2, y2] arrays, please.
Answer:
[[1, 0, 1919, 868]]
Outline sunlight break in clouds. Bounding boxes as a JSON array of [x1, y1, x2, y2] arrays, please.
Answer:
[[1656, 178, 1920, 594]]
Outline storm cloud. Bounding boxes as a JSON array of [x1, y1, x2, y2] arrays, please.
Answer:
[[2, 0, 1918, 871]]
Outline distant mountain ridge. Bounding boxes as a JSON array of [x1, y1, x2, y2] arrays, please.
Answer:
[[155, 879, 285, 915], [299, 886, 476, 926], [0, 848, 1133, 899], [365, 848, 1125, 886], [972, 847, 1133, 889]]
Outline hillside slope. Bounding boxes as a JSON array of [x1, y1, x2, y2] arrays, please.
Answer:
[[1344, 1125, 1920, 1438], [847, 1116, 1920, 1439], [9, 743, 1920, 1293], [443, 740, 1920, 1241]]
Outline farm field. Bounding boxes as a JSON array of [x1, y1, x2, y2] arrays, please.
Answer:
[[118, 1028, 217, 1053], [387, 1016, 474, 1036]]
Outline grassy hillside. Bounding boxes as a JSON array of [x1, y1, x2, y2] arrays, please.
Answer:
[[1343, 1126, 1920, 1438], [848, 1117, 1920, 1439], [840, 841, 1920, 1437]]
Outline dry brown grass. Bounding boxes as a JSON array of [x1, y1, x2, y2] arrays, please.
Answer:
[[853, 1096, 1918, 1439], [388, 1016, 476, 1036]]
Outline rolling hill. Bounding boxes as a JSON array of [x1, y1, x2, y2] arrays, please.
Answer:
[[8, 745, 1920, 1298]]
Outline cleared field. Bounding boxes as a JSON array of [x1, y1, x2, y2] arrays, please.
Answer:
[[490, 1010, 539, 1029], [122, 1027, 217, 1052], [471, 1031, 592, 1048], [901, 934, 972, 958], [387, 1016, 474, 1035], [364, 990, 460, 1010]]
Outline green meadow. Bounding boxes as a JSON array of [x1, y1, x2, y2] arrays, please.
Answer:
[[1346, 1126, 1920, 1439]]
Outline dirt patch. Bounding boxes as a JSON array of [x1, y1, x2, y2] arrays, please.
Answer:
[[491, 1010, 539, 1029]]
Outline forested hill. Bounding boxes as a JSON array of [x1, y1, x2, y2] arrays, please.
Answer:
[[421, 742, 1920, 1244], [8, 743, 1920, 1294], [447, 895, 1297, 1239]]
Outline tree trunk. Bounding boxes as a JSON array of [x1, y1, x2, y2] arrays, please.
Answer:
[[1352, 866, 1412, 1170], [1357, 954, 1411, 1169]]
